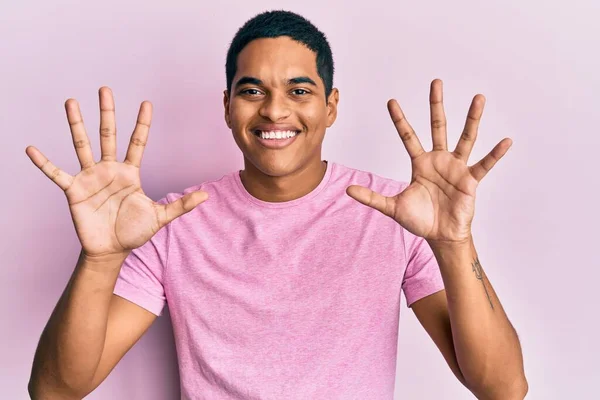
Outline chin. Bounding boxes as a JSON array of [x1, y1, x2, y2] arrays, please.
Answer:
[[248, 156, 303, 178], [234, 127, 322, 178]]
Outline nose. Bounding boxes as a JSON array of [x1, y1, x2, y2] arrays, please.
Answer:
[[258, 92, 292, 121]]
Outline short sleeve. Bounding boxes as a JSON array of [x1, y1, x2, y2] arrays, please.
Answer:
[[401, 228, 445, 308], [113, 198, 170, 316]]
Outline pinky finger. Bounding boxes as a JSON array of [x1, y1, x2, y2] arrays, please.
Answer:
[[25, 146, 74, 191], [469, 138, 512, 182]]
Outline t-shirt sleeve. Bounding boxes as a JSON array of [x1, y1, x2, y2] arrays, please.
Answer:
[[113, 197, 170, 316], [401, 228, 445, 308]]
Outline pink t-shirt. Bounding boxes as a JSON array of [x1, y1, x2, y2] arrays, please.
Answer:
[[114, 161, 444, 399]]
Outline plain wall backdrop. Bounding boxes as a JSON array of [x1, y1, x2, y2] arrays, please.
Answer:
[[2, 0, 599, 398]]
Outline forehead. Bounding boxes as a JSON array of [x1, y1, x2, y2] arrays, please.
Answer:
[[235, 36, 320, 85]]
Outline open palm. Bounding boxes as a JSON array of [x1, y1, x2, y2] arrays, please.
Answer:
[[347, 79, 512, 244], [26, 87, 208, 259]]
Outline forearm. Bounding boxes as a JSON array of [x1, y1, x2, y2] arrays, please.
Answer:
[[429, 236, 527, 399], [29, 249, 128, 398]]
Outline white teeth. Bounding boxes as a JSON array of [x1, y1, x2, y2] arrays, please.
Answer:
[[258, 130, 298, 140]]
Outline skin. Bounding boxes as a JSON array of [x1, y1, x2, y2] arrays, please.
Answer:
[[26, 34, 527, 399], [25, 91, 206, 398], [347, 80, 528, 398], [223, 36, 339, 202], [224, 36, 527, 397]]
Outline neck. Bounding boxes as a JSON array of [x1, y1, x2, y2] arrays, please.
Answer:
[[240, 158, 328, 203]]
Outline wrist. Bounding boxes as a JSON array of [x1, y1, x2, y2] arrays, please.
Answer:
[[78, 249, 130, 272], [427, 234, 473, 252], [427, 236, 477, 269]]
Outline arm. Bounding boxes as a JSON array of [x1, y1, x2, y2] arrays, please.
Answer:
[[345, 79, 528, 399], [410, 291, 466, 386], [412, 238, 527, 399], [26, 87, 207, 399], [28, 251, 156, 399]]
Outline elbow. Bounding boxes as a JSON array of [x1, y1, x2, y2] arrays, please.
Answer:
[[502, 377, 529, 400], [28, 380, 36, 399], [460, 352, 528, 399], [28, 374, 89, 400], [468, 374, 529, 400], [511, 377, 529, 399], [500, 376, 529, 400]]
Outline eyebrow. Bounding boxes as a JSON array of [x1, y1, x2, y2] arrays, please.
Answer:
[[288, 76, 317, 86], [235, 76, 318, 88]]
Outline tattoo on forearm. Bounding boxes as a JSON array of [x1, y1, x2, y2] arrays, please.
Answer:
[[472, 257, 494, 310]]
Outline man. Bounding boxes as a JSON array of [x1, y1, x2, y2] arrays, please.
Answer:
[[27, 10, 527, 400]]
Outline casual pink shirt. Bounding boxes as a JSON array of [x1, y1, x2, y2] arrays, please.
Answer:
[[114, 161, 444, 399]]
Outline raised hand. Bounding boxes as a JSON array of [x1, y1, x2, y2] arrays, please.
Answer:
[[346, 79, 512, 245], [26, 87, 209, 259]]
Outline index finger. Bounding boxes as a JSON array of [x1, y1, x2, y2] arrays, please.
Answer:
[[388, 99, 425, 160], [65, 99, 95, 170]]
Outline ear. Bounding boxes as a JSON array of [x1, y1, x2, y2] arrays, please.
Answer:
[[223, 90, 231, 129], [326, 88, 339, 128]]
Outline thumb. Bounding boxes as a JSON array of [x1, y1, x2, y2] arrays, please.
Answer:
[[346, 185, 395, 218], [158, 190, 209, 227]]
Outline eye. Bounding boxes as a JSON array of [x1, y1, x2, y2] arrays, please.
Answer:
[[241, 88, 262, 96], [291, 88, 310, 96]]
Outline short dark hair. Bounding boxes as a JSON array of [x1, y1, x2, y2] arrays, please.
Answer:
[[225, 10, 335, 100]]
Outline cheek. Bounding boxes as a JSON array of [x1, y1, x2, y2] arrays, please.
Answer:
[[229, 101, 256, 129], [301, 105, 328, 130]]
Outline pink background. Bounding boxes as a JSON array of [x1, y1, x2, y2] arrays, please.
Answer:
[[2, 0, 599, 398]]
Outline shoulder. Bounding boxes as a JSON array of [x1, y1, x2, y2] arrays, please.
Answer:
[[331, 161, 410, 197], [154, 171, 237, 206]]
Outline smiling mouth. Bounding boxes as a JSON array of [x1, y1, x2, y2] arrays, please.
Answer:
[[252, 129, 301, 140]]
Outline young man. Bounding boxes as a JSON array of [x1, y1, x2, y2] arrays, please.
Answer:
[[27, 10, 527, 400]]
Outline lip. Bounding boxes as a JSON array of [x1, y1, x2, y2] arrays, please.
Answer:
[[252, 130, 300, 149], [253, 123, 300, 132], [250, 123, 302, 150]]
